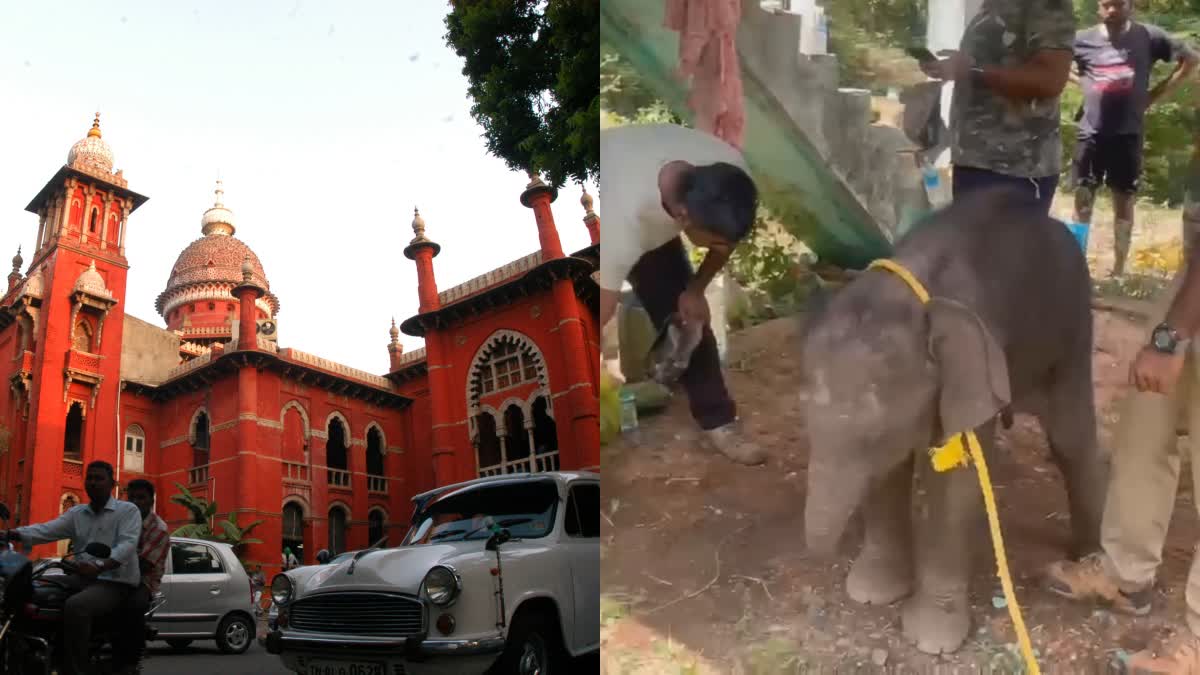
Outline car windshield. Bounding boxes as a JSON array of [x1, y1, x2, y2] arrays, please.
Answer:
[[402, 479, 558, 545]]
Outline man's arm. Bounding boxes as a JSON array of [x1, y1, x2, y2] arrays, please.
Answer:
[[1164, 248, 1200, 338], [103, 504, 142, 572], [975, 49, 1074, 101], [600, 288, 619, 329], [16, 512, 75, 548], [1149, 44, 1199, 106], [686, 245, 732, 295]]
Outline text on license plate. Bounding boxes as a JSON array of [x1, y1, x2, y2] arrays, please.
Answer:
[[305, 660, 385, 675]]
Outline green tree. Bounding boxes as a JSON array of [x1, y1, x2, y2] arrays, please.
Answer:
[[170, 483, 264, 554], [444, 0, 599, 188]]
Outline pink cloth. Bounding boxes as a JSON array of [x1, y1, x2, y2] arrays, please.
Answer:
[[664, 0, 746, 150]]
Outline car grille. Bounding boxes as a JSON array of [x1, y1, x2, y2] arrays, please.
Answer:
[[289, 592, 424, 637]]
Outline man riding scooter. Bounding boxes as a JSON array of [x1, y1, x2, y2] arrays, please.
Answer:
[[0, 460, 142, 675]]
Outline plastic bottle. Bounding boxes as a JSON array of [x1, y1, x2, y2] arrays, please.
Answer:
[[619, 389, 638, 433], [921, 161, 951, 209], [1065, 221, 1090, 255]]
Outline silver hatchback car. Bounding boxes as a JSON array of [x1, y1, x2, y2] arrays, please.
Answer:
[[151, 537, 257, 654]]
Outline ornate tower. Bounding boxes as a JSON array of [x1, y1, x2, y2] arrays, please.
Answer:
[[581, 186, 599, 245], [155, 181, 280, 348], [17, 114, 148, 528]]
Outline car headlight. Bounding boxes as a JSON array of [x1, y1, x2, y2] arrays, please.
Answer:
[[271, 574, 293, 607], [422, 566, 461, 607]]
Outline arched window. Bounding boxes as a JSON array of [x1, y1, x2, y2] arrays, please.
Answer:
[[326, 417, 349, 486], [328, 506, 348, 555], [479, 342, 539, 394], [73, 321, 92, 352], [64, 401, 84, 461], [368, 509, 386, 548], [192, 412, 210, 451], [124, 425, 145, 473], [282, 502, 304, 543], [89, 208, 98, 233], [366, 427, 384, 477]]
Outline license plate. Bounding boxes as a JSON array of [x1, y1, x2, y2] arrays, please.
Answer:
[[304, 660, 385, 675]]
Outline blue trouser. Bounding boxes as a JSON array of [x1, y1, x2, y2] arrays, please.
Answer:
[[951, 165, 1059, 215]]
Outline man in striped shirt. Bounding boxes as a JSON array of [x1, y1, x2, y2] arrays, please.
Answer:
[[112, 479, 170, 674]]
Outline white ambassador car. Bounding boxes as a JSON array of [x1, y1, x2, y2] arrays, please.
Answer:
[[264, 471, 599, 675]]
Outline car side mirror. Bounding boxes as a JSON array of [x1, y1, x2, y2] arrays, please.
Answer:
[[84, 542, 112, 559], [485, 529, 511, 551]]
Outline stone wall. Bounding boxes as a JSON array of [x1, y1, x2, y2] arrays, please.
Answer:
[[738, 0, 930, 243], [120, 314, 182, 385]]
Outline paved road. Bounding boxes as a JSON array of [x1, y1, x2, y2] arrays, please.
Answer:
[[141, 641, 600, 675], [142, 641, 290, 675]]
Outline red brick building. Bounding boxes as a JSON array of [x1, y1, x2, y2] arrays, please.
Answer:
[[0, 116, 600, 571]]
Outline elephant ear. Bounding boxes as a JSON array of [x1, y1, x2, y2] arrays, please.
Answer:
[[927, 297, 1011, 437]]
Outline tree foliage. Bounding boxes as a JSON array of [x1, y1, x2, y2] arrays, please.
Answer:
[[444, 0, 599, 188], [170, 483, 264, 553]]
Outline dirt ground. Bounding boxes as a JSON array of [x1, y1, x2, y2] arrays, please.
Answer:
[[600, 201, 1197, 674]]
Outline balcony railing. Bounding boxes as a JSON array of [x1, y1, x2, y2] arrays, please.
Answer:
[[326, 468, 350, 488], [478, 449, 560, 478], [189, 464, 210, 486], [65, 349, 101, 376], [367, 475, 387, 494], [282, 461, 309, 483]]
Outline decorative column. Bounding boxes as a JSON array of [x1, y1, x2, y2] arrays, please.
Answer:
[[230, 256, 264, 545], [581, 186, 599, 246], [404, 209, 457, 486], [520, 174, 600, 463], [520, 173, 565, 260], [7, 247, 22, 292], [387, 318, 404, 371]]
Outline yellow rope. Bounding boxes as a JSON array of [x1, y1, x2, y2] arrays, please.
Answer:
[[868, 259, 1039, 674]]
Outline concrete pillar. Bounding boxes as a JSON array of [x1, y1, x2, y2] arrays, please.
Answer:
[[519, 174, 565, 260]]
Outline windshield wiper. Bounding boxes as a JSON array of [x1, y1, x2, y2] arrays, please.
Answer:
[[459, 517, 533, 542], [428, 528, 468, 542]]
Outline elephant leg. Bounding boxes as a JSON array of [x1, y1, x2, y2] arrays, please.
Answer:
[[1042, 358, 1108, 559], [846, 455, 915, 605], [902, 423, 993, 655]]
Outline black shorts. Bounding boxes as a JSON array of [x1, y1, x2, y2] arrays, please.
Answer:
[[1073, 134, 1142, 194]]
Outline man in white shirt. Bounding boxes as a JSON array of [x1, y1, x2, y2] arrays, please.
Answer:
[[2, 460, 142, 675], [600, 123, 765, 465]]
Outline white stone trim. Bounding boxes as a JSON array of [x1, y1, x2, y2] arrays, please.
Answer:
[[438, 251, 543, 305], [465, 330, 550, 422], [280, 400, 312, 440], [187, 407, 211, 447]]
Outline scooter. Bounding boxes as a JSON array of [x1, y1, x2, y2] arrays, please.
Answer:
[[0, 502, 164, 675]]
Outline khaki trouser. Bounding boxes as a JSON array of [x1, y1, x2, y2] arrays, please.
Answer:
[[1103, 206, 1200, 634]]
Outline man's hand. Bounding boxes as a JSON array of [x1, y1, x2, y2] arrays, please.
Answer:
[[677, 288, 710, 327], [1130, 346, 1187, 394], [75, 561, 102, 579], [921, 49, 975, 81]]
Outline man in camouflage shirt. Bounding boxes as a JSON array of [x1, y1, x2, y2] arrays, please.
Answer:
[[923, 0, 1076, 214]]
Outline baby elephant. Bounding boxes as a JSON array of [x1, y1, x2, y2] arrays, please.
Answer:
[[799, 187, 1107, 654]]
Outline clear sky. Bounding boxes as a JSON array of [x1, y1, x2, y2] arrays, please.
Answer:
[[0, 1, 599, 374]]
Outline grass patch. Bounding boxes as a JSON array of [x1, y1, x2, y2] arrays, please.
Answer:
[[744, 638, 807, 675]]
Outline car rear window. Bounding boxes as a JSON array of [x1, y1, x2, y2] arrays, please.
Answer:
[[171, 543, 224, 575]]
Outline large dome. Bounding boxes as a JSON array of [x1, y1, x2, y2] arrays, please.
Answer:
[[155, 183, 280, 318], [67, 114, 114, 174]]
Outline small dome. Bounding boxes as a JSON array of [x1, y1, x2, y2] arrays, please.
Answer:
[[67, 114, 114, 174], [22, 268, 43, 298], [74, 260, 111, 297], [200, 180, 236, 236], [389, 317, 400, 340], [580, 186, 595, 215], [11, 246, 22, 271]]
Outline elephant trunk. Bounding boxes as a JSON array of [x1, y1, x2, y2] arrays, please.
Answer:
[[805, 459, 870, 557]]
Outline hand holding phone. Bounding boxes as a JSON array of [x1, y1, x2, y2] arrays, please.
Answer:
[[906, 46, 938, 63]]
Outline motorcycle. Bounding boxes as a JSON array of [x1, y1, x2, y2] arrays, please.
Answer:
[[0, 503, 164, 675]]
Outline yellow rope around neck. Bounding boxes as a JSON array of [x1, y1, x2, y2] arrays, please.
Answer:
[[868, 259, 1039, 675]]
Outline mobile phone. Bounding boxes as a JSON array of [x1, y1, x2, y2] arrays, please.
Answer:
[[906, 46, 938, 63]]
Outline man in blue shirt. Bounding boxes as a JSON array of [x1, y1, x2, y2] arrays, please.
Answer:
[[2, 461, 142, 675], [1070, 0, 1197, 276]]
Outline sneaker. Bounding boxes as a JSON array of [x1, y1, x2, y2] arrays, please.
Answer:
[[1043, 553, 1152, 616], [1125, 633, 1200, 674], [703, 423, 766, 465]]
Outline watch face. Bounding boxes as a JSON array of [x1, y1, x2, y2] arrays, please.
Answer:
[[1153, 326, 1176, 351]]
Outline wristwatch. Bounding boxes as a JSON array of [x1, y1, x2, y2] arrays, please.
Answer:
[[1151, 322, 1184, 354]]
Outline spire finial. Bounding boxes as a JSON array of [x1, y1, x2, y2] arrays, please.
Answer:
[[11, 245, 22, 272], [389, 317, 400, 342], [580, 185, 594, 215], [412, 207, 426, 238], [88, 112, 102, 139], [240, 255, 254, 283], [213, 179, 224, 208], [525, 170, 546, 190]]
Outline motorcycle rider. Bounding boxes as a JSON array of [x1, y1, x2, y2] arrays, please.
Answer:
[[0, 460, 141, 675], [111, 478, 169, 675]]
